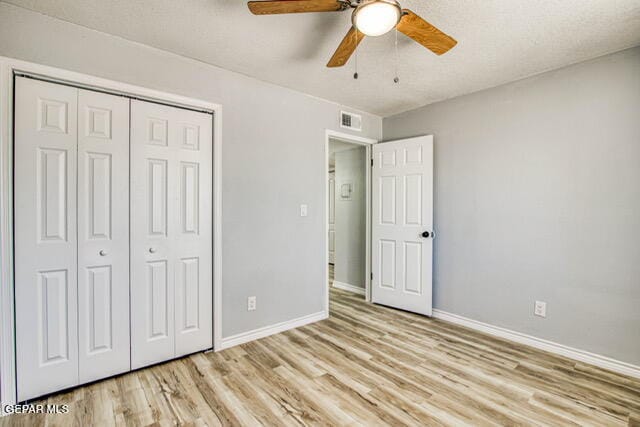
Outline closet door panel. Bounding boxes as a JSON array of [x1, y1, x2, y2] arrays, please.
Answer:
[[130, 100, 176, 368], [130, 100, 212, 368], [173, 109, 213, 357], [77, 89, 130, 383], [15, 77, 79, 401]]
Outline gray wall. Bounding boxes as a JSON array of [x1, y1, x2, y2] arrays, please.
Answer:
[[0, 3, 382, 338], [384, 47, 640, 365], [334, 147, 366, 289]]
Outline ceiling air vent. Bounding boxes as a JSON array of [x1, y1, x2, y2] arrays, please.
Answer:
[[340, 111, 362, 132]]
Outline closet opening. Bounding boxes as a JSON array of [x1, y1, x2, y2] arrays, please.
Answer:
[[1, 65, 221, 404]]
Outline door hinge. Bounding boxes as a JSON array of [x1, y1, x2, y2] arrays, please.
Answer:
[[371, 158, 374, 167], [370, 272, 373, 280]]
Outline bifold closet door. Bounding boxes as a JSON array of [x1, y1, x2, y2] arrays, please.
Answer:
[[15, 77, 131, 401], [77, 89, 130, 383], [130, 99, 213, 369], [15, 77, 79, 401]]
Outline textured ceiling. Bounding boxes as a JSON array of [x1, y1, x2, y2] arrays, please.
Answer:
[[4, 0, 640, 116]]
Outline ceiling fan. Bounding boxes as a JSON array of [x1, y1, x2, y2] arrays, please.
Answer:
[[247, 0, 457, 68]]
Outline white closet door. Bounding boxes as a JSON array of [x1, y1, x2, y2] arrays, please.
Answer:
[[130, 100, 213, 369], [77, 89, 130, 382], [15, 77, 79, 401], [172, 106, 213, 357]]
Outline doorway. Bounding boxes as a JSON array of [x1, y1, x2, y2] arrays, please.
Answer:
[[324, 131, 435, 319], [324, 130, 376, 314]]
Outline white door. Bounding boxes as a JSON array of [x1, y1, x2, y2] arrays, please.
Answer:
[[15, 77, 79, 400], [77, 89, 130, 382], [328, 171, 336, 264], [371, 135, 434, 315], [130, 100, 213, 369]]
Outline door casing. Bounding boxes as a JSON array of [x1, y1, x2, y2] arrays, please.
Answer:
[[328, 170, 336, 264]]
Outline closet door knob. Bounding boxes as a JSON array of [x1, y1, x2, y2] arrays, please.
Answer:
[[149, 247, 157, 254], [99, 250, 108, 256]]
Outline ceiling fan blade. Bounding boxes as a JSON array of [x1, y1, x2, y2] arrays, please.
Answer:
[[248, 0, 345, 15], [327, 26, 365, 68], [396, 9, 457, 55]]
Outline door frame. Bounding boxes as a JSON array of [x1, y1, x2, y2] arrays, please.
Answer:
[[324, 130, 377, 315], [0, 56, 223, 407]]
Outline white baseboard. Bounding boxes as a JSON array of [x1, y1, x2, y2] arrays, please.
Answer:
[[432, 309, 640, 379], [220, 311, 327, 350], [332, 280, 366, 296]]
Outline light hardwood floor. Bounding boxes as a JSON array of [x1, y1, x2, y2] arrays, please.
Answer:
[[3, 285, 639, 426]]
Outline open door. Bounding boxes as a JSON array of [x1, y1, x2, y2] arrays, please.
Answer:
[[371, 135, 434, 315]]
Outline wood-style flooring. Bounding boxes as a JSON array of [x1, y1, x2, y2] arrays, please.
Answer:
[[3, 278, 640, 426]]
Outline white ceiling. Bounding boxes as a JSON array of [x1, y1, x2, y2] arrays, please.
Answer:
[[5, 0, 640, 116]]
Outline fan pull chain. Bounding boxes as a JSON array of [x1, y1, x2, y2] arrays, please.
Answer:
[[394, 27, 399, 84], [354, 28, 359, 80]]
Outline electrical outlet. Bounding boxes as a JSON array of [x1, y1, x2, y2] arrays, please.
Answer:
[[248, 296, 257, 311], [534, 301, 547, 318], [300, 204, 308, 217]]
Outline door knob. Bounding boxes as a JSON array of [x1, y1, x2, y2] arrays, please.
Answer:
[[149, 247, 157, 254], [421, 231, 432, 238], [99, 250, 108, 256]]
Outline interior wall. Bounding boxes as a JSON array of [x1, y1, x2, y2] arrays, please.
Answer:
[[383, 47, 640, 365], [0, 3, 382, 343], [333, 146, 366, 289]]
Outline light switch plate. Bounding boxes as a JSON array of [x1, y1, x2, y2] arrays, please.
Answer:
[[300, 204, 308, 217], [248, 296, 257, 311], [534, 301, 547, 318]]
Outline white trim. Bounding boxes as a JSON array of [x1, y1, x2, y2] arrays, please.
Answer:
[[0, 56, 224, 407], [11, 68, 217, 112], [212, 106, 223, 352], [0, 59, 17, 410], [324, 129, 376, 318], [220, 311, 327, 350], [433, 309, 640, 380], [332, 281, 366, 296], [326, 129, 377, 146]]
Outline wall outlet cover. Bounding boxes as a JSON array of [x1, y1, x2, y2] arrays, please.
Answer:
[[248, 296, 257, 311]]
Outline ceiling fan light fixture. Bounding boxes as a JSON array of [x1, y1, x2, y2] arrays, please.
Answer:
[[352, 0, 401, 37]]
